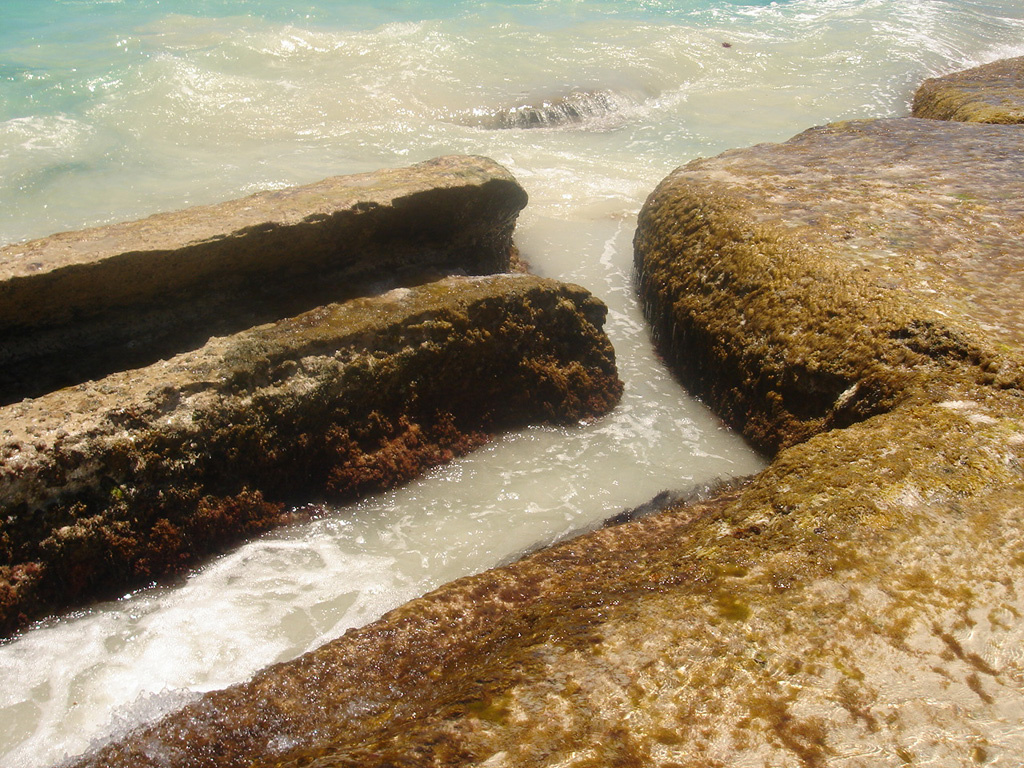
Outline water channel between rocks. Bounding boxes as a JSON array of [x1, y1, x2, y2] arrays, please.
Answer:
[[0, 210, 766, 767]]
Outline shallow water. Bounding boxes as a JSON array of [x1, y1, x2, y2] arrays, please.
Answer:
[[2, 1, 1024, 765]]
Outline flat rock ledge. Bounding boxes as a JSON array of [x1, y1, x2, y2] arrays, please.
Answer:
[[0, 273, 622, 636], [913, 56, 1024, 123], [0, 155, 527, 405], [72, 114, 1024, 765]]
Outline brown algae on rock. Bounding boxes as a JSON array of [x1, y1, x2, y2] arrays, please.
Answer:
[[68, 392, 1024, 766], [0, 274, 622, 636]]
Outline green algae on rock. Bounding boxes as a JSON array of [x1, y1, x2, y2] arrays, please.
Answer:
[[913, 56, 1024, 124], [634, 117, 1024, 453], [0, 274, 622, 637], [0, 155, 528, 405]]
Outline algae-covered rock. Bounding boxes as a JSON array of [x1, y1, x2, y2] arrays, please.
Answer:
[[59, 109, 1024, 768], [0, 155, 527, 404], [913, 56, 1024, 123], [0, 274, 621, 636], [67, 385, 1024, 768], [635, 117, 1024, 453]]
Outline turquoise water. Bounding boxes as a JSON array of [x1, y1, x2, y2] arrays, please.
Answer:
[[2, 1, 1024, 766], [3, 0, 1022, 245]]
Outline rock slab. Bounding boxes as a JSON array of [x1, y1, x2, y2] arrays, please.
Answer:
[[913, 56, 1024, 124], [0, 274, 621, 636], [635, 117, 1024, 453], [0, 155, 527, 404]]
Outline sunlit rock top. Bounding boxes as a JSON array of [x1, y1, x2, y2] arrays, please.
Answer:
[[913, 56, 1024, 124]]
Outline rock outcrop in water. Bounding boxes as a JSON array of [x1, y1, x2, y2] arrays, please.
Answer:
[[913, 55, 1024, 123], [460, 89, 643, 130], [636, 117, 1024, 454], [0, 157, 624, 636], [0, 155, 528, 405], [67, 64, 1024, 767]]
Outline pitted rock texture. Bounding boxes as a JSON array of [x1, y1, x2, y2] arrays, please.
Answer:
[[0, 274, 622, 636], [0, 155, 528, 404], [913, 56, 1024, 124]]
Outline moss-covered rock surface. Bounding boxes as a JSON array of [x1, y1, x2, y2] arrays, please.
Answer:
[[913, 56, 1024, 123], [0, 155, 527, 404], [66, 101, 1024, 765], [0, 274, 621, 636], [635, 117, 1024, 453], [69, 392, 1024, 768]]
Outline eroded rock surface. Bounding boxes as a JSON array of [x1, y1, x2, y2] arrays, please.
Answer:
[[0, 155, 527, 404], [913, 56, 1024, 123], [0, 274, 622, 636]]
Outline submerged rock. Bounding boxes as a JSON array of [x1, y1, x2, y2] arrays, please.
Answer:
[[0, 274, 622, 636], [913, 56, 1024, 123], [68, 112, 1024, 767], [0, 156, 528, 404], [460, 89, 642, 130]]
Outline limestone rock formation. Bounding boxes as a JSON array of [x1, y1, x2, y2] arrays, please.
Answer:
[[68, 112, 1024, 766], [0, 274, 621, 636], [635, 117, 1024, 454], [912, 55, 1024, 123], [0, 155, 528, 404]]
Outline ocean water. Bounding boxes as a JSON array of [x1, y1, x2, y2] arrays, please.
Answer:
[[2, 1, 1024, 765]]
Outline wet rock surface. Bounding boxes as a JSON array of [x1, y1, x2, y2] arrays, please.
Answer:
[[913, 56, 1024, 123], [0, 155, 527, 405], [0, 274, 621, 636], [635, 116, 1024, 453], [69, 388, 1024, 768], [68, 95, 1024, 765]]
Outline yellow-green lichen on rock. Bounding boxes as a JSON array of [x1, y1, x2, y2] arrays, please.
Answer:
[[635, 117, 1024, 453], [913, 56, 1024, 124]]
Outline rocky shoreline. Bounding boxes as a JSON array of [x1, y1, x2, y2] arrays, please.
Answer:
[[0, 157, 623, 636], [17, 58, 1024, 766]]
